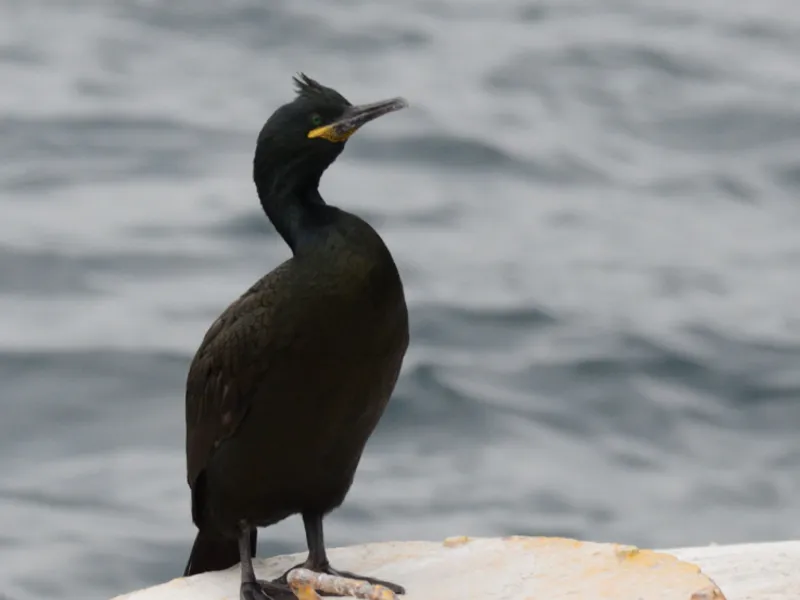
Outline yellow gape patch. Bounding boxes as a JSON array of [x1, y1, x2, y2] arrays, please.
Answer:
[[307, 124, 356, 143]]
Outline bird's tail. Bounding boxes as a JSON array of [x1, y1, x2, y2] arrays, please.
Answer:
[[183, 528, 256, 577]]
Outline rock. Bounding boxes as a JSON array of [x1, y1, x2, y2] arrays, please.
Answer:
[[112, 536, 800, 600]]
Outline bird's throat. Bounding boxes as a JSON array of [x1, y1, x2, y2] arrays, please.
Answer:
[[254, 163, 330, 253]]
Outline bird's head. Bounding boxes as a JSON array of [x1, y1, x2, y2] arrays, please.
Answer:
[[254, 74, 408, 191]]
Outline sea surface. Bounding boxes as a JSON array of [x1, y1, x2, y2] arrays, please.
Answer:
[[1, 1, 800, 599]]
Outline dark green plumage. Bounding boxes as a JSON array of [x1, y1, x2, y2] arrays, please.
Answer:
[[181, 75, 409, 600]]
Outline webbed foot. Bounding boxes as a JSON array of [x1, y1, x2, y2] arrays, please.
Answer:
[[241, 579, 295, 600]]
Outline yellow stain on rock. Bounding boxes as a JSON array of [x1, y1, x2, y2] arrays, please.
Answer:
[[442, 536, 472, 548], [491, 536, 727, 599], [506, 535, 584, 548]]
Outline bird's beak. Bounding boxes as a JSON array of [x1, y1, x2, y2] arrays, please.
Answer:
[[307, 97, 409, 143]]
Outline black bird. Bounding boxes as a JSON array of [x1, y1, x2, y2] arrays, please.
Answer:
[[182, 74, 410, 600]]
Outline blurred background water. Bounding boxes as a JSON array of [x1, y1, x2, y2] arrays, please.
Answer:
[[1, 0, 800, 599]]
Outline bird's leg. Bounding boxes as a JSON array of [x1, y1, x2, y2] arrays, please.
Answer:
[[238, 525, 293, 600], [273, 513, 405, 595]]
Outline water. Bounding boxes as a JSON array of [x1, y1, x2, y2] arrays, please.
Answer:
[[1, 1, 800, 598]]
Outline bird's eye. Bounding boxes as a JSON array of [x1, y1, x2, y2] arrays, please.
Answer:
[[310, 113, 323, 127]]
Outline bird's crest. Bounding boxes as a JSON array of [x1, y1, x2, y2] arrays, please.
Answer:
[[292, 73, 351, 106]]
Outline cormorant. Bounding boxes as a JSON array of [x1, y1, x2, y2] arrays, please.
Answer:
[[182, 74, 410, 600]]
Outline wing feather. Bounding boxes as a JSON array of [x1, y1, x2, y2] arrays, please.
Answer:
[[184, 264, 292, 489]]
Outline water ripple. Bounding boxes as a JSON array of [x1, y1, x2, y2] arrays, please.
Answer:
[[2, 1, 800, 600]]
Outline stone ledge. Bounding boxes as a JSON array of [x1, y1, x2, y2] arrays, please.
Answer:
[[112, 536, 800, 600]]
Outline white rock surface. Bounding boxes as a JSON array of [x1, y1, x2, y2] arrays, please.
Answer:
[[112, 536, 800, 600]]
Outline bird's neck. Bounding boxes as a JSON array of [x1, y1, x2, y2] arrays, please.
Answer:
[[254, 162, 334, 253]]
